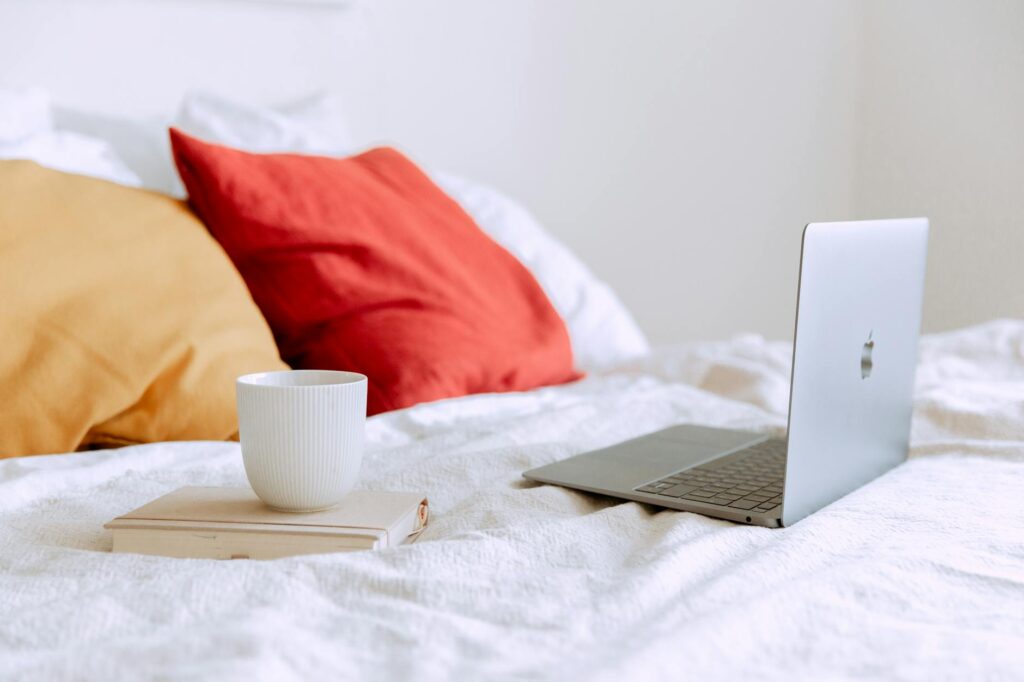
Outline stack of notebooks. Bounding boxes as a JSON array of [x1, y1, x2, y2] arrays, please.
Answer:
[[106, 486, 428, 560]]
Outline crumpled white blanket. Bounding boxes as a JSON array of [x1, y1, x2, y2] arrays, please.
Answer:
[[1, 320, 1022, 681]]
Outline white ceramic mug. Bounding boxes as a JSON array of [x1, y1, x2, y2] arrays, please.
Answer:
[[236, 370, 367, 512]]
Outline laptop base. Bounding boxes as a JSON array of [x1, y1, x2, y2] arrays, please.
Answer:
[[523, 424, 785, 528]]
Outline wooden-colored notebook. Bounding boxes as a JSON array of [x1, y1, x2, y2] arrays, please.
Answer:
[[105, 486, 429, 560]]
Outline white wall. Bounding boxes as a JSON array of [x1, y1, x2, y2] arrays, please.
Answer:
[[856, 0, 1024, 334], [0, 1, 1017, 343], [0, 0, 376, 115], [356, 1, 861, 345]]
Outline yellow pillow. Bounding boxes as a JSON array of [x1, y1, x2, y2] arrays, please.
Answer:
[[0, 161, 288, 457]]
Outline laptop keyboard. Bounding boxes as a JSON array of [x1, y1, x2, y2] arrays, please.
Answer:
[[634, 438, 786, 514]]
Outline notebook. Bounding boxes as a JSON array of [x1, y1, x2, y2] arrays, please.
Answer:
[[105, 486, 429, 560]]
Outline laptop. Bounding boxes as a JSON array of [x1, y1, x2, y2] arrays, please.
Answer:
[[524, 218, 929, 527]]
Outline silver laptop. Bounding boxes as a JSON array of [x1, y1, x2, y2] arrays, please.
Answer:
[[524, 218, 929, 527]]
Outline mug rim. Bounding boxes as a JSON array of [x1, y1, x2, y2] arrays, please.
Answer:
[[237, 369, 368, 388]]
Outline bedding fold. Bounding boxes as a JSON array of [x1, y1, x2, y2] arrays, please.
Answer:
[[0, 320, 1021, 681]]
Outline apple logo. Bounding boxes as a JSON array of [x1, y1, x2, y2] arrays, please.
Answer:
[[861, 331, 874, 380]]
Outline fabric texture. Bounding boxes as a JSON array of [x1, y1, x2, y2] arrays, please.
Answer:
[[0, 320, 1021, 680], [171, 129, 581, 414], [0, 161, 288, 457], [434, 172, 649, 369]]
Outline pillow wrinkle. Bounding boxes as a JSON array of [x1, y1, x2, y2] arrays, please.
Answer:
[[32, 316, 139, 394], [0, 160, 288, 457], [89, 341, 201, 444]]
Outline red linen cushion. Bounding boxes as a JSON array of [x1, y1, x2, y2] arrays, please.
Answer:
[[170, 129, 580, 414]]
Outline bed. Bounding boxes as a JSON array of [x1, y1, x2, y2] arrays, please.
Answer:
[[2, 319, 1022, 680], [2, 12, 1022, 674]]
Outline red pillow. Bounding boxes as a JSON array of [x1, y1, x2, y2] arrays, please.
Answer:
[[170, 129, 580, 414]]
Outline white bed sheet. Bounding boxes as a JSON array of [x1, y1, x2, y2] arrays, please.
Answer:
[[1, 320, 1022, 681]]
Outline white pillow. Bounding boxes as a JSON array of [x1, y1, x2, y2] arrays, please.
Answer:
[[53, 106, 169, 192], [177, 91, 355, 155], [56, 91, 650, 368], [55, 91, 357, 198], [0, 87, 141, 186], [0, 131, 142, 187]]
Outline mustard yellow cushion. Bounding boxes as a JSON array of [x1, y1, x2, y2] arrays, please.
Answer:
[[0, 161, 288, 457]]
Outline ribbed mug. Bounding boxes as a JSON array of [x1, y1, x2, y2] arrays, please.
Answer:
[[236, 370, 367, 512]]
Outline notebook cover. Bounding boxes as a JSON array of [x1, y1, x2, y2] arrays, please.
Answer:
[[105, 486, 427, 537]]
